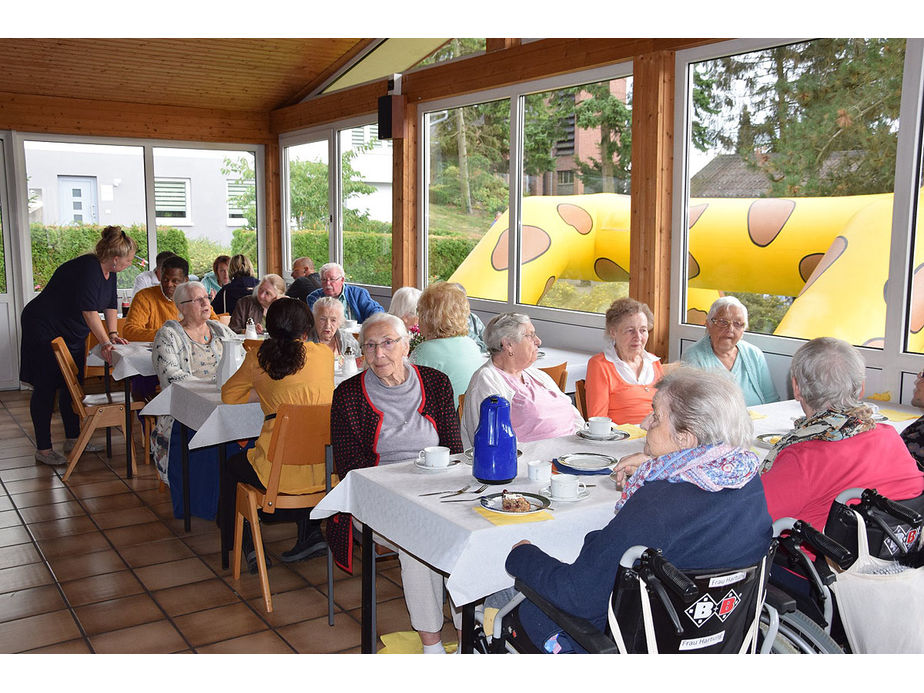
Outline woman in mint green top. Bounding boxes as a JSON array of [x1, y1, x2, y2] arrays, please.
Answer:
[[682, 296, 779, 407], [409, 282, 485, 404]]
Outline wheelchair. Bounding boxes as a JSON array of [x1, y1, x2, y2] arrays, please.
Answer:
[[766, 488, 924, 653], [474, 543, 777, 654]]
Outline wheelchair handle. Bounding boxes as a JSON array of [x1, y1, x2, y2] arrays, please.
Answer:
[[644, 550, 699, 603], [861, 489, 923, 526], [794, 520, 855, 569]]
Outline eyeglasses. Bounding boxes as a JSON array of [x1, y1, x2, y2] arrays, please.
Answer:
[[362, 338, 401, 354], [710, 318, 746, 330], [321, 276, 345, 284], [180, 297, 210, 306]]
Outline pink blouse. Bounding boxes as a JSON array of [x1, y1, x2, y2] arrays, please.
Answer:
[[497, 369, 578, 443]]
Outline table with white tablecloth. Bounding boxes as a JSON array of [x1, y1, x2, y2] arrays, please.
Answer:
[[748, 399, 919, 442], [311, 428, 646, 652]]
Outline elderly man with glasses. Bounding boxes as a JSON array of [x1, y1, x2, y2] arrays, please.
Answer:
[[304, 261, 384, 324], [681, 296, 778, 406]]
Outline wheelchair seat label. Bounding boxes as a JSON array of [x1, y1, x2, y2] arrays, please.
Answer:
[[679, 631, 726, 651], [708, 571, 746, 588]]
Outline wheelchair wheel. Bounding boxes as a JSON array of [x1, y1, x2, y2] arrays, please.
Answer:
[[775, 610, 844, 654]]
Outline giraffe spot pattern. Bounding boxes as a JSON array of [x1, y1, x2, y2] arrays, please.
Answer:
[[491, 226, 551, 271], [557, 203, 593, 235], [594, 258, 629, 282], [748, 199, 795, 247], [688, 204, 707, 228], [798, 236, 847, 298], [798, 253, 824, 283]]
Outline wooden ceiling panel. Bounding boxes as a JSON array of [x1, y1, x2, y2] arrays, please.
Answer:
[[0, 38, 372, 112]]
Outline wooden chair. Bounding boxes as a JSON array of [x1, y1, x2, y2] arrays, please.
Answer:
[[457, 393, 465, 422], [538, 361, 568, 393], [243, 339, 262, 353], [575, 379, 587, 420], [232, 403, 334, 615], [216, 313, 231, 326], [51, 337, 144, 482]]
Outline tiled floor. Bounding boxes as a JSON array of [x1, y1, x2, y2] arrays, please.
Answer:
[[0, 388, 457, 653]]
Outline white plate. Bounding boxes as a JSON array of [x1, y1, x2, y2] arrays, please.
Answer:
[[480, 492, 550, 515], [555, 452, 618, 471], [872, 413, 888, 422], [413, 458, 462, 472], [540, 486, 590, 503], [755, 433, 785, 449], [462, 448, 523, 465], [577, 428, 630, 442]]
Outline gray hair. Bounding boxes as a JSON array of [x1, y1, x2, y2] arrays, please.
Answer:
[[172, 280, 207, 308], [388, 286, 422, 320], [707, 296, 749, 328], [253, 273, 285, 296], [790, 337, 865, 411], [319, 262, 345, 280], [313, 296, 344, 317], [358, 312, 409, 346], [655, 366, 753, 449], [484, 313, 532, 355]]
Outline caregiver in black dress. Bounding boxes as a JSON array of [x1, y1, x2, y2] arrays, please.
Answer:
[[20, 225, 137, 466]]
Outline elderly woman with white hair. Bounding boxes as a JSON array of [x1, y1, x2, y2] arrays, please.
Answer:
[[501, 367, 772, 653], [682, 296, 778, 406], [327, 311, 463, 653], [760, 337, 923, 530], [229, 273, 286, 334], [151, 280, 237, 520], [461, 313, 583, 449], [304, 261, 384, 323], [388, 286, 422, 331], [308, 296, 360, 368]]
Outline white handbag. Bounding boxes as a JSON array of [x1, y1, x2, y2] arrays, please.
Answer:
[[829, 509, 924, 653]]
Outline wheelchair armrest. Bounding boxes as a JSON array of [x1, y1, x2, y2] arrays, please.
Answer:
[[763, 584, 796, 615], [512, 578, 619, 654]]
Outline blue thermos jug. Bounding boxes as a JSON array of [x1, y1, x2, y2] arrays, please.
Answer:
[[472, 395, 518, 484]]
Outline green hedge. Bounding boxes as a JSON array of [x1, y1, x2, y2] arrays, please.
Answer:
[[30, 223, 188, 290]]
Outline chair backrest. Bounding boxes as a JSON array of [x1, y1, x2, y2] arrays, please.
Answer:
[[608, 546, 772, 654], [538, 362, 568, 393], [216, 313, 231, 326], [51, 337, 87, 419], [262, 403, 332, 509], [243, 339, 262, 353], [457, 393, 465, 422], [575, 379, 587, 419]]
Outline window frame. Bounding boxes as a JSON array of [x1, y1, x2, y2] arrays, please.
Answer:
[[416, 60, 634, 333], [154, 176, 191, 225], [669, 38, 924, 404]]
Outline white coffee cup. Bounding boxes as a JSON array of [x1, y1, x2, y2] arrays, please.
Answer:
[[343, 319, 358, 331], [550, 473, 586, 500], [587, 416, 612, 436], [417, 445, 450, 468], [528, 460, 552, 483]]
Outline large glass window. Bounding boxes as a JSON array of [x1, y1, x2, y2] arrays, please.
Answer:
[[340, 125, 393, 287], [24, 141, 147, 291], [426, 98, 510, 301], [285, 139, 331, 274], [683, 39, 906, 349]]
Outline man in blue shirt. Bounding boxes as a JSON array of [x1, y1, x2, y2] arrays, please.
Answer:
[[305, 261, 384, 323]]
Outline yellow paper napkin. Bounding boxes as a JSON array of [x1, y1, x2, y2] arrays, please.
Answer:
[[474, 505, 553, 525], [378, 631, 458, 654], [870, 391, 893, 402], [877, 408, 920, 422], [615, 423, 646, 440], [748, 410, 767, 420]]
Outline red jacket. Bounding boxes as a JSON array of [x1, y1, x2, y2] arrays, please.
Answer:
[[326, 364, 463, 572]]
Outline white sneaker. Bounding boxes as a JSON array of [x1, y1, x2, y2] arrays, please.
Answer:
[[35, 449, 68, 466], [64, 439, 105, 454]]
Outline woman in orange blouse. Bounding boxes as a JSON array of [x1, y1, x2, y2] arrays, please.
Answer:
[[220, 297, 334, 570], [585, 297, 663, 425]]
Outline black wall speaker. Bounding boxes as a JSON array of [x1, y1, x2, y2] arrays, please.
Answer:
[[377, 94, 406, 140]]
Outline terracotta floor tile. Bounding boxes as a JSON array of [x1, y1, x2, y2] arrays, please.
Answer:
[[196, 628, 296, 654], [104, 521, 174, 547], [0, 542, 42, 570], [0, 609, 82, 653], [0, 524, 32, 548], [152, 577, 240, 617], [224, 564, 310, 600], [0, 562, 55, 594], [69, 479, 131, 499], [247, 586, 334, 628], [0, 456, 37, 472], [0, 465, 56, 482], [119, 537, 194, 568], [22, 637, 93, 654], [89, 619, 188, 654], [58, 468, 122, 487], [3, 475, 66, 495], [134, 556, 214, 591], [91, 506, 159, 530], [0, 585, 67, 623], [0, 496, 13, 512], [48, 549, 127, 582], [11, 487, 74, 509], [81, 492, 144, 514], [0, 509, 22, 529], [0, 444, 38, 461], [60, 569, 144, 607], [349, 594, 414, 636], [74, 593, 165, 636], [28, 515, 99, 540], [321, 573, 405, 612], [17, 499, 87, 524], [37, 530, 111, 559], [278, 613, 363, 654], [173, 602, 268, 647]]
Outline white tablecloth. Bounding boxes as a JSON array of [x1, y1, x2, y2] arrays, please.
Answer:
[[87, 342, 156, 380], [311, 431, 646, 606], [141, 379, 264, 449], [748, 399, 919, 441]]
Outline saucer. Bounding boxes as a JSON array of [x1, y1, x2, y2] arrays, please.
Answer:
[[577, 428, 629, 442], [540, 486, 590, 503], [755, 433, 786, 449], [413, 458, 461, 472]]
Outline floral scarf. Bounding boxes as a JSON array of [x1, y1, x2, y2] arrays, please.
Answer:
[[615, 443, 760, 511], [759, 406, 875, 474]]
